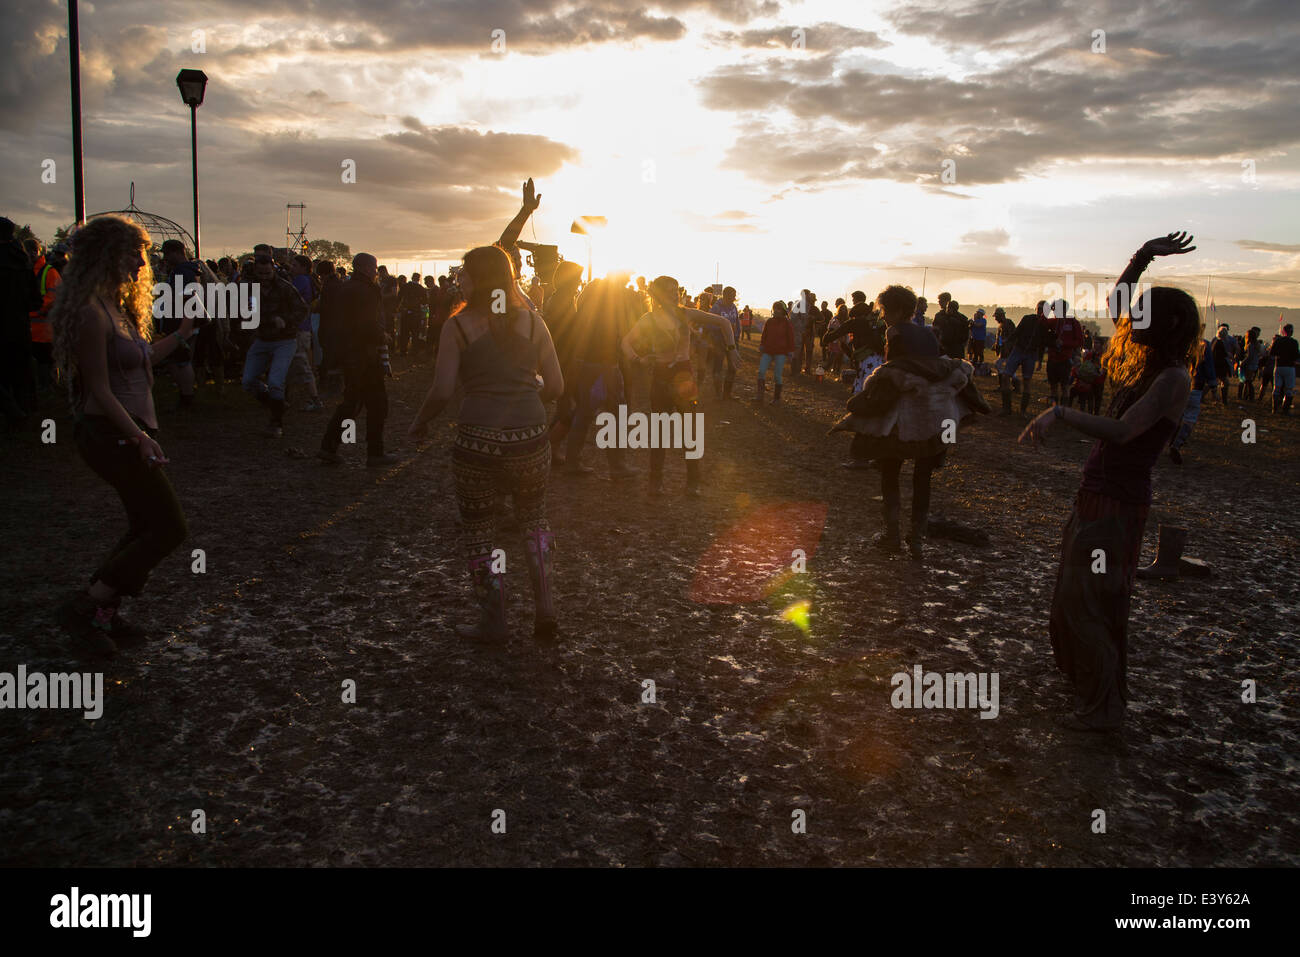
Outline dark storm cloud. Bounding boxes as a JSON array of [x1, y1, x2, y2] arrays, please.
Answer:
[[699, 0, 1300, 187]]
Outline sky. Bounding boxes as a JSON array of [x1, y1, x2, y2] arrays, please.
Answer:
[[2, 0, 1298, 320]]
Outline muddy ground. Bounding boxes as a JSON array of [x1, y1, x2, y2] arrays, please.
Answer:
[[1, 341, 1296, 866]]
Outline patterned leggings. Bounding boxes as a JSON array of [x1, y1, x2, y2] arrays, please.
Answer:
[[451, 422, 551, 557]]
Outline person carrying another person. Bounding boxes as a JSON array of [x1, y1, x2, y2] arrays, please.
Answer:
[[830, 284, 989, 558]]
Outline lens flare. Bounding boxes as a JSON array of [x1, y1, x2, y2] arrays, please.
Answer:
[[780, 599, 812, 633]]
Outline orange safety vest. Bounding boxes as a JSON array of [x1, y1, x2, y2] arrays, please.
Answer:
[[30, 258, 58, 343]]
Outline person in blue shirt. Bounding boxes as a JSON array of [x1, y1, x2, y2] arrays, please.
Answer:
[[1168, 338, 1216, 464]]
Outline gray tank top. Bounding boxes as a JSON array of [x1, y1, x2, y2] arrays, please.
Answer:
[[454, 311, 546, 429], [80, 300, 157, 429]]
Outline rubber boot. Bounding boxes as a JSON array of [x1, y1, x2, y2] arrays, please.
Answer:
[[1019, 391, 1030, 415], [722, 373, 734, 400], [771, 382, 782, 404], [905, 509, 927, 561], [455, 553, 508, 638], [872, 503, 902, 552], [523, 528, 558, 640], [1272, 394, 1280, 413], [754, 376, 766, 404], [1284, 396, 1294, 416], [1136, 525, 1188, 580], [999, 391, 1013, 416]]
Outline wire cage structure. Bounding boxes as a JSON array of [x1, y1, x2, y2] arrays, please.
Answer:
[[87, 182, 198, 256]]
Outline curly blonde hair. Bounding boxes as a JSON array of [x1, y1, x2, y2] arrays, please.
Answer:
[[50, 215, 155, 401]]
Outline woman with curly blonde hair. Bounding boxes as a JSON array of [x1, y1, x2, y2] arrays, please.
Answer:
[[1020, 231, 1201, 732], [51, 215, 192, 657]]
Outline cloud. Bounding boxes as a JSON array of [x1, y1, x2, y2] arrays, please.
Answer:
[[1236, 240, 1300, 254], [698, 0, 1300, 188]]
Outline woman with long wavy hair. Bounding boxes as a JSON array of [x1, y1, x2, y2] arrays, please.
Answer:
[[408, 245, 564, 640], [51, 215, 192, 657], [1020, 231, 1200, 732]]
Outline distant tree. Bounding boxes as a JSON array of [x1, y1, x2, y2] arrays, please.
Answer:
[[52, 223, 75, 245], [305, 239, 351, 268], [14, 223, 41, 251]]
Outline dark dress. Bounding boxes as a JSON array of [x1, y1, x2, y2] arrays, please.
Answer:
[[1048, 395, 1177, 728]]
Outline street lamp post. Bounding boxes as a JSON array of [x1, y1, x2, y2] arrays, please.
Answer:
[[68, 0, 85, 225], [175, 69, 208, 258]]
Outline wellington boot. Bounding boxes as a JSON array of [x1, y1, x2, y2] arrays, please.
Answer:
[[1136, 525, 1188, 580], [455, 553, 508, 639], [523, 528, 558, 641]]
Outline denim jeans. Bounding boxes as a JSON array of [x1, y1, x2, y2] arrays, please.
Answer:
[[242, 337, 297, 401], [1172, 388, 1203, 450], [566, 362, 624, 463], [1274, 365, 1296, 398], [758, 352, 786, 384]]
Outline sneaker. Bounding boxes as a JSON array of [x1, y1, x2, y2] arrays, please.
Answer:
[[303, 399, 325, 412], [608, 465, 638, 481], [266, 424, 283, 438], [564, 463, 596, 476], [318, 449, 344, 465], [366, 452, 400, 467], [57, 591, 118, 659], [1168, 446, 1182, 466]]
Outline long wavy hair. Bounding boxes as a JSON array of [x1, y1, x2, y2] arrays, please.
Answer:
[[51, 215, 154, 401], [450, 244, 523, 344], [1102, 285, 1201, 416]]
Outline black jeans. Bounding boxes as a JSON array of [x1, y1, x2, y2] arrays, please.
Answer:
[[74, 415, 188, 596], [879, 452, 945, 523], [322, 360, 387, 456]]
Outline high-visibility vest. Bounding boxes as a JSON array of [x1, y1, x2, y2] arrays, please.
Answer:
[[30, 261, 57, 343]]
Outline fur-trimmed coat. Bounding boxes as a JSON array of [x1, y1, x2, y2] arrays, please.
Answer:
[[829, 355, 990, 460]]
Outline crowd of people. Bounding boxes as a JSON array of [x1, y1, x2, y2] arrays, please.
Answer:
[[3, 190, 1296, 736]]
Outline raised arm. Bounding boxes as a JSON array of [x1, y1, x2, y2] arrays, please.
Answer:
[[1109, 231, 1196, 322], [498, 178, 541, 249]]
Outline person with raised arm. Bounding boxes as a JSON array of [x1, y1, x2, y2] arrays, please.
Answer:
[[408, 245, 564, 641], [1019, 231, 1199, 732], [621, 275, 739, 497], [50, 215, 192, 656]]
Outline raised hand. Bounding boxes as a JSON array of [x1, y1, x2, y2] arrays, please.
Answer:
[[1140, 231, 1196, 258], [522, 178, 541, 212]]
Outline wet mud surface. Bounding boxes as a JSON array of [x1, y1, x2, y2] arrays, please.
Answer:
[[2, 343, 1296, 866]]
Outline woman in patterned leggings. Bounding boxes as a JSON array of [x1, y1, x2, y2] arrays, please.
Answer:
[[408, 245, 564, 640]]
